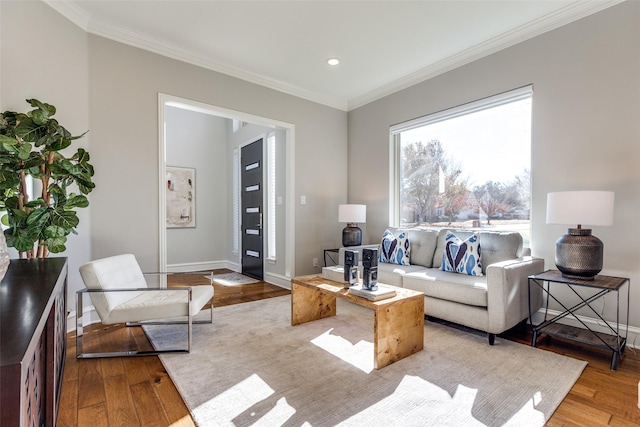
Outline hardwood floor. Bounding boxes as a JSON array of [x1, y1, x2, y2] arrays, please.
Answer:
[[59, 271, 640, 426]]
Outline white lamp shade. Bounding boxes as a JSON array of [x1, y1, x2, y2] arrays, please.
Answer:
[[546, 191, 614, 226], [338, 204, 366, 223]]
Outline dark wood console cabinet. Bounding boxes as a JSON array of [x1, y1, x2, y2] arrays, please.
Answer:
[[1, 257, 68, 427]]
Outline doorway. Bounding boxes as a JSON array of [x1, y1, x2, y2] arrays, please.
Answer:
[[158, 94, 296, 285], [241, 138, 264, 279]]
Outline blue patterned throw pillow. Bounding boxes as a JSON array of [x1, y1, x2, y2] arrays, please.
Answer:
[[379, 229, 410, 265], [441, 232, 483, 276]]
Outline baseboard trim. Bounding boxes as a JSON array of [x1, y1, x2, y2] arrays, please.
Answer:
[[167, 260, 228, 273], [68, 304, 640, 350], [264, 272, 291, 290], [68, 263, 291, 333]]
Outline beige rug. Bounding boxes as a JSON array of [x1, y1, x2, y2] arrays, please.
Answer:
[[205, 272, 259, 286], [144, 296, 586, 427]]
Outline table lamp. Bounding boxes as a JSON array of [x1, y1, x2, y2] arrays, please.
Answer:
[[339, 204, 366, 246], [546, 191, 614, 280]]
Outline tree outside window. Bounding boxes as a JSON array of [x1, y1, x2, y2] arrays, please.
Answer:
[[393, 87, 532, 245]]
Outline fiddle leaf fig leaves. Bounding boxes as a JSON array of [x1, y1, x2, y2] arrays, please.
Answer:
[[0, 99, 94, 258]]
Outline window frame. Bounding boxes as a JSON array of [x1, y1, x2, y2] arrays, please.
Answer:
[[389, 85, 533, 235]]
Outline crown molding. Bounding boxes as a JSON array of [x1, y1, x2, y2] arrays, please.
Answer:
[[347, 0, 626, 110], [43, 0, 623, 112], [87, 17, 349, 111], [43, 0, 349, 111], [43, 0, 90, 31]]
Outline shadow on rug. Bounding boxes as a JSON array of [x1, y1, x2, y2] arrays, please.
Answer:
[[144, 296, 586, 427]]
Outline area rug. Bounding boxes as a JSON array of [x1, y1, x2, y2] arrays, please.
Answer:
[[144, 296, 586, 427], [205, 272, 259, 286]]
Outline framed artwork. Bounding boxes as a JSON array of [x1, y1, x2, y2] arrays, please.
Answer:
[[166, 166, 195, 228]]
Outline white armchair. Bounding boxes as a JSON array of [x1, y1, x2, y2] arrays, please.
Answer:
[[77, 254, 214, 358]]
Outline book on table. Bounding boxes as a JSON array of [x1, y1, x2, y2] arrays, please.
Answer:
[[348, 284, 396, 301]]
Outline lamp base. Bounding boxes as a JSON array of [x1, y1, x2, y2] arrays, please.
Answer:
[[555, 228, 603, 280], [342, 224, 362, 247]]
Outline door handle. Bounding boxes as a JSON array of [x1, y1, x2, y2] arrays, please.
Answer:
[[257, 213, 263, 229]]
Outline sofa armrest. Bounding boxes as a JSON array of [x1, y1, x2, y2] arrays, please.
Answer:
[[338, 244, 380, 265], [485, 256, 545, 334]]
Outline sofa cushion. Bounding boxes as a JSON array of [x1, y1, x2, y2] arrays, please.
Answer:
[[433, 229, 523, 274], [377, 262, 426, 287], [403, 269, 488, 307], [477, 231, 524, 268], [379, 229, 410, 265], [440, 232, 483, 276], [387, 227, 439, 268]]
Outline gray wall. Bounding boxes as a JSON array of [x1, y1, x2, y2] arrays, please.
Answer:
[[166, 106, 228, 266], [1, 0, 348, 297], [1, 1, 91, 303], [85, 33, 347, 275], [348, 2, 640, 329]]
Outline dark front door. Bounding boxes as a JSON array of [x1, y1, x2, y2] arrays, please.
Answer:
[[241, 139, 264, 280]]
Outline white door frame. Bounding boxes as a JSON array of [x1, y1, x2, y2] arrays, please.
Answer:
[[157, 93, 296, 281]]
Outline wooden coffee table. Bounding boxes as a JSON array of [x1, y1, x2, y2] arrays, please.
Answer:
[[291, 275, 424, 369]]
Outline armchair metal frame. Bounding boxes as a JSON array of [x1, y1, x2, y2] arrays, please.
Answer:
[[76, 272, 213, 359]]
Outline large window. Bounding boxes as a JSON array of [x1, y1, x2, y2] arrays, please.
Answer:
[[390, 86, 532, 245]]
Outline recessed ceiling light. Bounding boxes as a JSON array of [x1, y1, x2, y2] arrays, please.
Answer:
[[327, 58, 340, 66]]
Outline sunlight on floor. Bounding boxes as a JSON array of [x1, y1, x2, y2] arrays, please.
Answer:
[[193, 372, 547, 426], [194, 374, 298, 425], [335, 375, 546, 426], [310, 327, 374, 373]]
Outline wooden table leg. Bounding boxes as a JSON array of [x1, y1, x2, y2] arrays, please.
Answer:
[[374, 295, 424, 369], [291, 282, 337, 326]]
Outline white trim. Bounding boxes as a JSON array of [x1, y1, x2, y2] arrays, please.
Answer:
[[388, 133, 400, 227], [166, 261, 228, 273], [347, 1, 624, 110], [158, 93, 296, 279], [67, 306, 101, 333], [44, 0, 623, 112], [390, 85, 533, 134], [69, 303, 639, 349], [158, 94, 168, 272], [264, 272, 291, 290]]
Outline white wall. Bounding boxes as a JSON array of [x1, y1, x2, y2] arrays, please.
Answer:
[[348, 2, 640, 332], [85, 31, 347, 275], [165, 106, 228, 267], [0, 1, 91, 303]]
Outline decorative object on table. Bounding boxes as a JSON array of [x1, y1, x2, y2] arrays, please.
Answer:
[[0, 99, 95, 259], [362, 247, 378, 291], [166, 166, 196, 228], [348, 284, 396, 301], [338, 204, 366, 246], [0, 232, 9, 282], [322, 265, 347, 282], [343, 249, 359, 288], [546, 191, 614, 280]]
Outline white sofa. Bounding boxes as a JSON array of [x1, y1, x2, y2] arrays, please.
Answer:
[[338, 227, 544, 344]]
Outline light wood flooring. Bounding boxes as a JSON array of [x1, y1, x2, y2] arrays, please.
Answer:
[[58, 271, 640, 426]]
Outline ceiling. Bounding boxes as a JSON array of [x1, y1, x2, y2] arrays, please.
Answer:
[[44, 0, 622, 111]]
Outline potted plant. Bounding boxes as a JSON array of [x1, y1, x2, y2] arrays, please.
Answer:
[[0, 99, 95, 259]]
